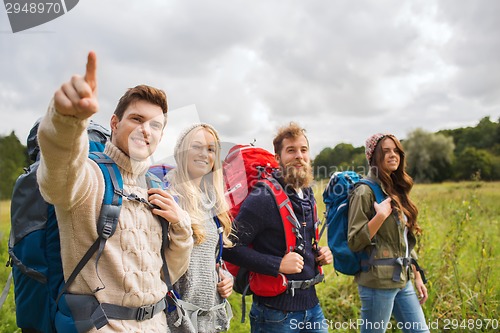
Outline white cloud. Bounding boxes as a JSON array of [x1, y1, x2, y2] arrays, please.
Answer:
[[1, 0, 499, 158]]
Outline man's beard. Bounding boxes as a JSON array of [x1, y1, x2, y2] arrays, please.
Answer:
[[280, 159, 313, 189]]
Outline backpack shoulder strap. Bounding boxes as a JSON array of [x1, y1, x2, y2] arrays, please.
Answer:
[[145, 170, 180, 308], [311, 199, 324, 276], [56, 152, 123, 303], [358, 178, 386, 204], [256, 177, 304, 254], [145, 171, 164, 190], [89, 152, 123, 237], [213, 216, 224, 265]]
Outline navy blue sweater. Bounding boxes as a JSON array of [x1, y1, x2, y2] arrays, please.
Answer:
[[223, 175, 320, 311]]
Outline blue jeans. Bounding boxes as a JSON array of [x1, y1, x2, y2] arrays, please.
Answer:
[[250, 302, 328, 333], [358, 282, 429, 333]]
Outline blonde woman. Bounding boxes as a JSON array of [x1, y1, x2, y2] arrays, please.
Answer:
[[166, 123, 233, 333]]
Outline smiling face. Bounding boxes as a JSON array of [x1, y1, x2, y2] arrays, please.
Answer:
[[110, 100, 165, 160], [379, 137, 401, 173], [186, 128, 216, 185], [276, 134, 313, 189]]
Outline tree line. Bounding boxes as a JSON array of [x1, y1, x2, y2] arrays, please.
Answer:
[[313, 116, 500, 183], [0, 131, 28, 200], [0, 116, 499, 200]]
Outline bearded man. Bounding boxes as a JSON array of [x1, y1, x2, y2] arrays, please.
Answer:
[[223, 122, 332, 333]]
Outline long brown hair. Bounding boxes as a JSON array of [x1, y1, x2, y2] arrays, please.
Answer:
[[370, 135, 421, 234]]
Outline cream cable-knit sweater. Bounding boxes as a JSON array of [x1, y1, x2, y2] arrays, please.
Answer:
[[37, 103, 193, 332]]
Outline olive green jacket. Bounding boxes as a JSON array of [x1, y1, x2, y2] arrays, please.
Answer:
[[347, 174, 417, 289]]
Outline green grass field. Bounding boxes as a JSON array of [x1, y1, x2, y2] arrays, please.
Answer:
[[1, 181, 499, 332]]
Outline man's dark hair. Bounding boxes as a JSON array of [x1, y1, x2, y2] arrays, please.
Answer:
[[114, 85, 168, 121]]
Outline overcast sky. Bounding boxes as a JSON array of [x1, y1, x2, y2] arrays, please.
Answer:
[[1, 0, 499, 163]]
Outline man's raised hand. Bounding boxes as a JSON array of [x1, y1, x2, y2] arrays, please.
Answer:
[[54, 51, 99, 119]]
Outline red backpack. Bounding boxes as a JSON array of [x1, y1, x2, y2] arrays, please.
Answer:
[[224, 144, 278, 217], [223, 145, 323, 321]]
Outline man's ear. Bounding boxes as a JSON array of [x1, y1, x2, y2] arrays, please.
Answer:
[[110, 114, 118, 132], [275, 153, 280, 163]]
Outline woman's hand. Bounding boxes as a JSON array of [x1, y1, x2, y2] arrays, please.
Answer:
[[315, 246, 333, 266], [414, 272, 428, 304], [148, 188, 185, 224], [368, 197, 393, 239], [217, 264, 234, 299], [374, 197, 392, 220]]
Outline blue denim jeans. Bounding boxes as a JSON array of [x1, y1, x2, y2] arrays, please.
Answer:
[[249, 302, 328, 333], [358, 281, 429, 333]]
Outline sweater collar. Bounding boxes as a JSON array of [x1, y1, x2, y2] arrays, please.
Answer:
[[104, 141, 151, 183]]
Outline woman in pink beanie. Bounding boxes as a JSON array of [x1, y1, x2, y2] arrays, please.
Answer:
[[348, 133, 429, 333]]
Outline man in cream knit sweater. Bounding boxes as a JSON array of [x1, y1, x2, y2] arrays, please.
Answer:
[[36, 51, 193, 332]]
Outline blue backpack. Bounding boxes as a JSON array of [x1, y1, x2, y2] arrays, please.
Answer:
[[8, 121, 176, 332], [322, 171, 385, 275], [7, 121, 124, 332]]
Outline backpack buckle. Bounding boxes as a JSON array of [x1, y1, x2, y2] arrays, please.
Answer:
[[136, 304, 155, 321], [101, 222, 113, 239], [402, 257, 411, 267], [294, 242, 305, 255], [300, 279, 314, 289]]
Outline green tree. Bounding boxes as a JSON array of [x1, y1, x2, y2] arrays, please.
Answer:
[[404, 128, 455, 183], [313, 147, 333, 179], [0, 131, 28, 199], [439, 116, 499, 154], [454, 147, 494, 180], [313, 143, 366, 179]]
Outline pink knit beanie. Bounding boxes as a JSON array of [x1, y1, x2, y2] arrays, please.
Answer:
[[365, 133, 389, 164]]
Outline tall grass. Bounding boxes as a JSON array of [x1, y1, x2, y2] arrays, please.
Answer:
[[313, 181, 500, 333], [413, 182, 499, 332], [0, 201, 20, 333], [0, 182, 499, 332]]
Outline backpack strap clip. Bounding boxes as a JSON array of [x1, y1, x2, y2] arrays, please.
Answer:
[[98, 204, 121, 239], [370, 256, 423, 283], [136, 303, 159, 321], [287, 273, 325, 296], [100, 297, 168, 321], [64, 294, 168, 331]]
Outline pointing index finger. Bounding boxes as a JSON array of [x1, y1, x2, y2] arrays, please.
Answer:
[[84, 51, 97, 92]]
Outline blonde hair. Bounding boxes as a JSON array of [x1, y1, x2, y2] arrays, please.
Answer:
[[167, 124, 233, 246]]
